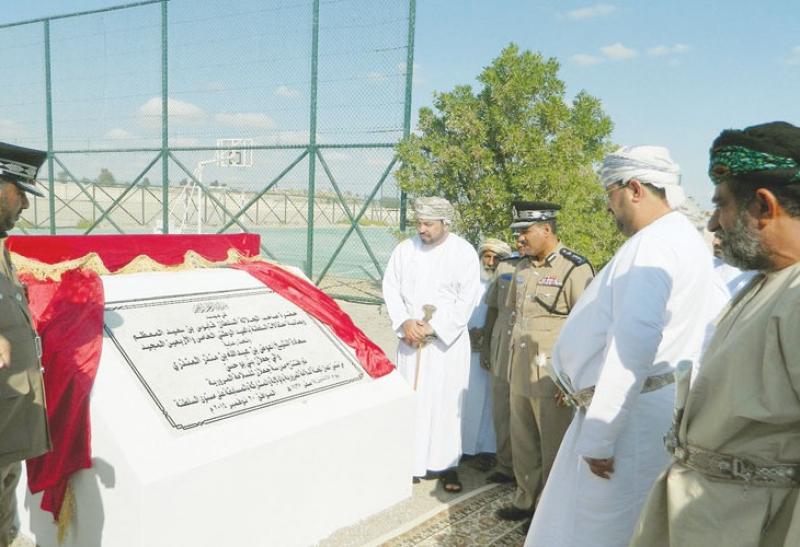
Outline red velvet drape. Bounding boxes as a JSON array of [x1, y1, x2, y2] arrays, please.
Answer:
[[22, 269, 104, 518], [233, 261, 394, 379]]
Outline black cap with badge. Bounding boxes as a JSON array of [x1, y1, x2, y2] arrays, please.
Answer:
[[0, 142, 47, 198], [510, 200, 561, 231]]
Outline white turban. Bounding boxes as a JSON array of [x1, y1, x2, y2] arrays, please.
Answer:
[[479, 238, 512, 258], [599, 145, 685, 209], [412, 196, 454, 223]]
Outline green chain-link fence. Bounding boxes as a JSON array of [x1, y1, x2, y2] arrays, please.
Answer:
[[0, 0, 415, 303]]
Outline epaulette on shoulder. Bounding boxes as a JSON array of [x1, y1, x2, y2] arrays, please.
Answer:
[[560, 247, 589, 267]]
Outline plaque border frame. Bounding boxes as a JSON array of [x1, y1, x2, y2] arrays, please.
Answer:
[[104, 287, 366, 430]]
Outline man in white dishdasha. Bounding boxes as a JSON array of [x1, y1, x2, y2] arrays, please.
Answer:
[[524, 146, 729, 547], [382, 196, 481, 493]]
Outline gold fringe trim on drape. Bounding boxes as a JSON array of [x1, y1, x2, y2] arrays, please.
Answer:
[[10, 248, 265, 281], [56, 480, 75, 544]]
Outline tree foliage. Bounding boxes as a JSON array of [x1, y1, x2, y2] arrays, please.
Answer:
[[396, 43, 624, 266], [97, 168, 116, 185]]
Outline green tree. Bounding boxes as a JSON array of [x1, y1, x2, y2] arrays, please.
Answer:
[[396, 43, 623, 266], [97, 168, 116, 185]]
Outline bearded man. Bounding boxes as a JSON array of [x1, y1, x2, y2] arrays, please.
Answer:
[[382, 197, 481, 493], [462, 238, 512, 464], [631, 121, 800, 547]]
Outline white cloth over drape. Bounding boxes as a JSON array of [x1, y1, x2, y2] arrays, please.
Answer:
[[382, 233, 481, 476], [462, 277, 496, 455], [525, 212, 730, 547]]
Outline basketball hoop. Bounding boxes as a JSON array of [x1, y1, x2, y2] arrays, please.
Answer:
[[216, 138, 253, 167]]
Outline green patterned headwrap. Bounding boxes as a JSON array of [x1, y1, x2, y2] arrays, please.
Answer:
[[709, 145, 800, 185], [709, 121, 800, 186]]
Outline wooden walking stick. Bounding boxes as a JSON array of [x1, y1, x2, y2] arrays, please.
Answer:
[[413, 304, 437, 391]]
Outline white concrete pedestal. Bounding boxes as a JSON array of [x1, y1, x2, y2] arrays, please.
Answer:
[[17, 269, 412, 547]]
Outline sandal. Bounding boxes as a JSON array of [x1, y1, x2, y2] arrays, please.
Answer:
[[439, 469, 462, 493]]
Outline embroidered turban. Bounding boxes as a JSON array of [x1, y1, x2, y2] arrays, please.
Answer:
[[412, 196, 455, 223], [709, 121, 800, 186], [599, 145, 684, 209]]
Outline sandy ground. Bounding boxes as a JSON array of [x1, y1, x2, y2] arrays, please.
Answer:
[[334, 299, 398, 358]]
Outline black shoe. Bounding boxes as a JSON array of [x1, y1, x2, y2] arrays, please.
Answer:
[[486, 471, 516, 484], [473, 453, 496, 472], [495, 505, 534, 521]]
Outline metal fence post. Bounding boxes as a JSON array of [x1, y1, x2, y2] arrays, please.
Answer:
[[306, 0, 321, 279], [399, 0, 417, 232], [160, 0, 169, 233], [44, 20, 56, 234]]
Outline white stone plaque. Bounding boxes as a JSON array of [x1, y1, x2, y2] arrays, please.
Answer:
[[104, 286, 365, 429]]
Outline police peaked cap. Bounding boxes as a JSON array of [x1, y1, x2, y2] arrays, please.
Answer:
[[0, 142, 46, 197], [510, 200, 561, 230]]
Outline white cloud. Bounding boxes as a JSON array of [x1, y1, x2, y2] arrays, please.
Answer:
[[168, 137, 201, 147], [0, 119, 25, 139], [570, 53, 604, 67], [205, 81, 226, 92], [601, 42, 637, 60], [785, 46, 800, 65], [105, 128, 134, 140], [647, 45, 670, 57], [214, 112, 276, 129], [566, 4, 617, 20], [275, 85, 300, 98], [397, 61, 421, 74], [137, 97, 206, 128], [261, 130, 311, 146], [647, 44, 691, 56], [397, 62, 426, 85], [367, 71, 388, 83]]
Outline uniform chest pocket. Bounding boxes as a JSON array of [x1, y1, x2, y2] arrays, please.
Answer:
[[530, 289, 558, 311]]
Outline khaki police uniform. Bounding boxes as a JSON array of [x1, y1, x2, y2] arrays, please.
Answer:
[[507, 243, 593, 511], [0, 240, 50, 544], [482, 256, 522, 477]]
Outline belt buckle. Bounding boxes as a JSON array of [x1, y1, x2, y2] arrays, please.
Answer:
[[34, 335, 43, 359], [730, 457, 754, 481], [664, 429, 685, 462]]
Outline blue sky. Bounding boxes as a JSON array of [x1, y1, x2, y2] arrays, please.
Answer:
[[3, 1, 799, 208]]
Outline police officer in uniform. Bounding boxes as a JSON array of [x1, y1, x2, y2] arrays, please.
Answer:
[[496, 201, 594, 523], [481, 240, 524, 483], [0, 143, 51, 546]]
